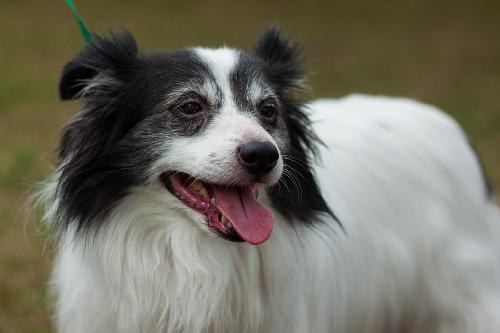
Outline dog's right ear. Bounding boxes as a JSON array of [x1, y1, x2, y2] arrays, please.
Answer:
[[254, 27, 303, 90], [59, 30, 138, 100]]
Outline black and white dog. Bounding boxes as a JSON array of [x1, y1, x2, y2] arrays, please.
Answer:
[[40, 28, 500, 332]]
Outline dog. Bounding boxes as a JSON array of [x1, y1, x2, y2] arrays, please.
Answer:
[[39, 28, 500, 332]]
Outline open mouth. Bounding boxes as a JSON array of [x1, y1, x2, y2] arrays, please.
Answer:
[[160, 172, 274, 244]]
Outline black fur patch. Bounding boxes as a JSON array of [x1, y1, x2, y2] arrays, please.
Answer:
[[230, 52, 262, 113]]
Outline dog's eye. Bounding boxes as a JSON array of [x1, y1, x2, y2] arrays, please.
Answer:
[[260, 102, 278, 119], [176, 101, 203, 117]]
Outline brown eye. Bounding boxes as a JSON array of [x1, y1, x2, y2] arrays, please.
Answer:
[[176, 101, 203, 117], [260, 102, 278, 119]]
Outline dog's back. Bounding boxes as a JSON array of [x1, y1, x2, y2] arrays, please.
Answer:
[[306, 95, 500, 332]]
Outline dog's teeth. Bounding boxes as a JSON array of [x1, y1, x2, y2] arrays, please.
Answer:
[[190, 181, 209, 198], [199, 187, 208, 198], [190, 181, 202, 190], [211, 198, 215, 205], [221, 215, 231, 228]]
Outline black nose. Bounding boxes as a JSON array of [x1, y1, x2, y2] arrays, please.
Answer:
[[238, 141, 279, 176]]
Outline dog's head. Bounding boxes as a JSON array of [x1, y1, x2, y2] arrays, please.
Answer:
[[55, 28, 332, 244]]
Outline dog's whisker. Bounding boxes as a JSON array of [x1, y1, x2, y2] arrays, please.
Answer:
[[282, 155, 308, 169], [283, 164, 307, 182], [286, 170, 304, 199], [278, 175, 294, 198], [281, 169, 302, 200]]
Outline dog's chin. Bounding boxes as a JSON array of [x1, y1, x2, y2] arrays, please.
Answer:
[[159, 171, 276, 245]]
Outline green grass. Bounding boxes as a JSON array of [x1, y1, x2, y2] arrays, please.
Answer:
[[1, 0, 499, 331]]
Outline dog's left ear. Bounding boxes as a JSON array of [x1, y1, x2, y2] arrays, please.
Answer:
[[59, 30, 139, 100], [254, 27, 303, 89]]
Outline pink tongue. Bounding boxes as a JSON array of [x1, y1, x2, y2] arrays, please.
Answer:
[[212, 185, 274, 245]]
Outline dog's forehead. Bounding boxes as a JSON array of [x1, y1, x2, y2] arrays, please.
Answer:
[[194, 47, 239, 90], [192, 47, 273, 109]]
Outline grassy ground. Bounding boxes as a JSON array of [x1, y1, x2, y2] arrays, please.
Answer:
[[0, 0, 499, 331]]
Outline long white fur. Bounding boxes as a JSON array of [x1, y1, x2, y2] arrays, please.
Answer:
[[42, 49, 500, 332]]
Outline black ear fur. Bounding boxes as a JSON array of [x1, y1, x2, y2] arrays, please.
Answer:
[[59, 30, 138, 100], [254, 27, 303, 89]]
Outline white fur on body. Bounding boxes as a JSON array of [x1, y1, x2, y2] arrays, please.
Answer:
[[47, 95, 500, 333]]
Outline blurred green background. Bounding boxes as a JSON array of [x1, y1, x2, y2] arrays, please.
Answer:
[[0, 0, 499, 331]]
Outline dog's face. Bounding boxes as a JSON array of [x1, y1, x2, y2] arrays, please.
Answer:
[[55, 29, 332, 244]]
